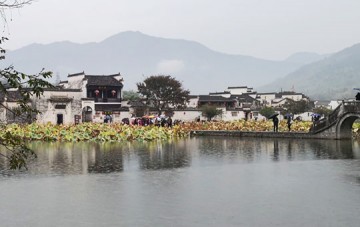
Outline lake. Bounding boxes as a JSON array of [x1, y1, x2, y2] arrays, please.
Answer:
[[1, 137, 360, 227]]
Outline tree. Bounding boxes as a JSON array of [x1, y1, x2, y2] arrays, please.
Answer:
[[0, 1, 32, 25], [137, 75, 190, 115], [259, 106, 275, 119], [123, 90, 140, 101], [0, 0, 54, 169], [201, 104, 223, 121], [282, 99, 313, 115]]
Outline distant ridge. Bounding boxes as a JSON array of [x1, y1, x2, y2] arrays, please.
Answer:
[[259, 43, 360, 100], [1, 31, 325, 94]]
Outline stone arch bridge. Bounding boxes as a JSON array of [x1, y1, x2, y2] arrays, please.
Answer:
[[311, 101, 360, 140]]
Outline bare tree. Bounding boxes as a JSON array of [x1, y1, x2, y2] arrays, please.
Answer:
[[0, 1, 33, 22]]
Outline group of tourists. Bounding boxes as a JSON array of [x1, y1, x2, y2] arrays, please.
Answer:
[[122, 115, 174, 127]]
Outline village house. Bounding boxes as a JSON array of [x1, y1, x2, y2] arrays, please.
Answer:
[[0, 89, 28, 124], [0, 72, 130, 125], [257, 91, 310, 107], [0, 72, 318, 124], [188, 86, 261, 121]]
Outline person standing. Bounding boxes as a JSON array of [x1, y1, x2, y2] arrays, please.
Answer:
[[167, 116, 173, 127], [356, 92, 360, 101], [273, 116, 279, 132], [287, 116, 292, 131]]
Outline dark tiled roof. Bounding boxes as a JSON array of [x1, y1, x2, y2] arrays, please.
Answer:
[[258, 92, 277, 95], [85, 75, 123, 87], [272, 98, 288, 104], [227, 86, 247, 89], [68, 72, 85, 77], [44, 88, 81, 92], [119, 107, 130, 111], [198, 95, 236, 102], [231, 94, 257, 103], [48, 96, 73, 102], [95, 104, 123, 111], [209, 91, 231, 95], [128, 101, 147, 107], [188, 95, 199, 98], [279, 91, 301, 95]]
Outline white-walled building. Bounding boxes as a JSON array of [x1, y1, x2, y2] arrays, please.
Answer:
[[0, 78, 318, 124], [328, 100, 342, 110], [257, 91, 310, 107]]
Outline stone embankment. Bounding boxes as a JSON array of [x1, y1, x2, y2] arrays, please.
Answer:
[[190, 130, 322, 139]]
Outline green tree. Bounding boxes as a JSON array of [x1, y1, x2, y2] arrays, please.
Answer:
[[282, 99, 313, 115], [201, 105, 223, 121], [137, 75, 190, 115], [0, 1, 54, 169], [123, 90, 140, 101], [259, 106, 275, 119]]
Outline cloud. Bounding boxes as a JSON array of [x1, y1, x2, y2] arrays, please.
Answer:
[[156, 59, 185, 74]]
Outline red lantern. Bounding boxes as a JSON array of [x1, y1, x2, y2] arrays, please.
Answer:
[[111, 90, 116, 97], [95, 90, 100, 96]]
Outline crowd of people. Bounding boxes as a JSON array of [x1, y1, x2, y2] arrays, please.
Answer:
[[121, 115, 176, 127]]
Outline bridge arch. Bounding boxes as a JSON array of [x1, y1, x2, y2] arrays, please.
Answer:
[[336, 113, 360, 139]]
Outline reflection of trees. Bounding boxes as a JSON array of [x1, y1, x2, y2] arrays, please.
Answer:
[[88, 143, 124, 173], [27, 142, 85, 175], [136, 140, 190, 170], [272, 139, 279, 161], [197, 137, 258, 162], [195, 137, 356, 162], [198, 137, 226, 155], [307, 140, 354, 160], [1, 138, 357, 175], [287, 141, 293, 160], [24, 142, 125, 174], [274, 139, 355, 160]]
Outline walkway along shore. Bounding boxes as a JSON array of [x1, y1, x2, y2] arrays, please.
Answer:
[[189, 130, 346, 140]]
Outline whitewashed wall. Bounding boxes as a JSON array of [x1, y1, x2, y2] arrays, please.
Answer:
[[34, 90, 83, 125], [172, 110, 202, 122]]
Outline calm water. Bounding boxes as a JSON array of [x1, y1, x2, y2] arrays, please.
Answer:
[[1, 137, 360, 227]]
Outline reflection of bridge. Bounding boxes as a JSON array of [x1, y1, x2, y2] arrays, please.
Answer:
[[311, 101, 360, 139]]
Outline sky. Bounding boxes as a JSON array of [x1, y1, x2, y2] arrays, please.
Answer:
[[2, 0, 360, 60]]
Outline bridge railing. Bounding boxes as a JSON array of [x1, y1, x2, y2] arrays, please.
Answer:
[[311, 101, 360, 133], [342, 100, 360, 112]]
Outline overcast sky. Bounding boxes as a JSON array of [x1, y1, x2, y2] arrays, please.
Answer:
[[2, 0, 360, 60]]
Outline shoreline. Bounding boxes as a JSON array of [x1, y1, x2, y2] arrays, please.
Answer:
[[190, 130, 353, 140]]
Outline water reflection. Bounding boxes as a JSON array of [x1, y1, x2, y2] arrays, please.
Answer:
[[273, 139, 279, 161], [196, 137, 358, 163], [87, 143, 124, 173], [136, 140, 191, 170], [1, 138, 360, 227], [0, 138, 359, 176], [287, 140, 293, 160]]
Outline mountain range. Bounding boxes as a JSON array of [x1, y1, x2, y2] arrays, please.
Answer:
[[259, 43, 360, 100], [1, 31, 358, 100]]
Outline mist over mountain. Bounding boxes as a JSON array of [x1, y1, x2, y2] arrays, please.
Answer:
[[259, 43, 360, 100], [2, 31, 325, 94], [284, 52, 329, 65]]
